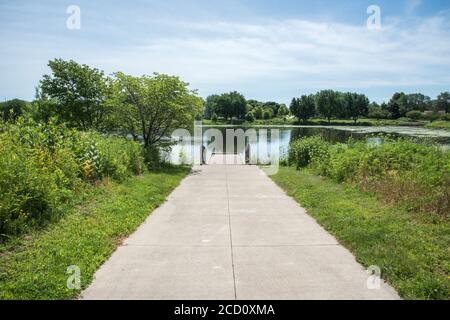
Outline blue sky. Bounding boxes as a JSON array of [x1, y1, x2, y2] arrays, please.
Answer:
[[1, 0, 450, 104]]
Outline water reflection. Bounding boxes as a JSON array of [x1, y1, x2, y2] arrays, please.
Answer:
[[166, 126, 450, 164]]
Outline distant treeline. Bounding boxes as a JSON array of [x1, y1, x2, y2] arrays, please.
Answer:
[[3, 72, 450, 125], [0, 99, 27, 122], [203, 92, 289, 122], [203, 91, 450, 123]]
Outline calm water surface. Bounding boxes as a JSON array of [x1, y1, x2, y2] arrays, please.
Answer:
[[166, 125, 450, 164]]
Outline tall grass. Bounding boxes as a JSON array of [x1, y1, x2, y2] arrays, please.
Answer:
[[288, 136, 450, 217], [0, 119, 145, 237]]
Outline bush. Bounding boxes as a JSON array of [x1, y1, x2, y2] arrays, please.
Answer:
[[368, 108, 389, 120], [245, 112, 255, 122], [94, 134, 144, 181], [211, 113, 218, 123], [143, 145, 162, 171], [0, 119, 145, 236], [0, 99, 27, 122], [289, 135, 450, 217], [0, 138, 73, 235], [423, 112, 440, 123], [425, 121, 450, 130], [288, 136, 330, 168], [440, 113, 450, 121], [405, 110, 423, 121], [262, 110, 272, 120]]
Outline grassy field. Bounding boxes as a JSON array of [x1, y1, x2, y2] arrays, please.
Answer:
[[270, 167, 449, 300], [426, 121, 450, 130], [0, 166, 190, 300]]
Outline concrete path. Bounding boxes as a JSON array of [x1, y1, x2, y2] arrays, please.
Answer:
[[82, 165, 399, 300], [208, 153, 245, 165]]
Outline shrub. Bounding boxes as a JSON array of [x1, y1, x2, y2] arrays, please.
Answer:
[[405, 110, 423, 121], [288, 136, 331, 168], [211, 113, 218, 123], [262, 110, 272, 120], [143, 145, 162, 170], [368, 108, 389, 120], [320, 143, 361, 182], [94, 134, 144, 181], [0, 119, 145, 237], [245, 112, 255, 122], [0, 134, 79, 235], [423, 112, 440, 123], [289, 135, 450, 217]]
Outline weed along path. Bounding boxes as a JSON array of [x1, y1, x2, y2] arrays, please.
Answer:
[[81, 165, 399, 300]]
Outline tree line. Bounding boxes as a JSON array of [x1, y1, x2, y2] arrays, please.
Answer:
[[203, 92, 289, 122], [202, 90, 449, 123], [2, 60, 450, 130], [291, 90, 369, 123], [285, 90, 449, 123], [368, 92, 450, 121]]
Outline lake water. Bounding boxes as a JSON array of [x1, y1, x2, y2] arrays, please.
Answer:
[[166, 125, 450, 164]]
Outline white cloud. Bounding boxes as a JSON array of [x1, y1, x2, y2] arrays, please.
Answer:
[[94, 15, 450, 100], [1, 10, 450, 103]]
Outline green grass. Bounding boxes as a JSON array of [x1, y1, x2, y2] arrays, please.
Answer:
[[426, 121, 450, 131], [270, 167, 449, 300], [0, 166, 190, 300]]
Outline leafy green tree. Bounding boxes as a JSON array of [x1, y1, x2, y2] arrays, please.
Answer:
[[423, 112, 440, 123], [211, 112, 218, 123], [406, 110, 423, 121], [435, 92, 450, 113], [368, 102, 389, 120], [247, 99, 263, 109], [204, 94, 220, 119], [252, 106, 263, 119], [289, 98, 299, 118], [0, 99, 27, 121], [344, 93, 369, 123], [111, 72, 203, 149], [40, 59, 110, 130], [291, 95, 315, 122], [262, 110, 272, 120], [216, 91, 246, 120], [25, 87, 59, 123], [105, 83, 141, 141], [388, 92, 408, 119], [315, 90, 341, 123], [277, 104, 289, 117], [263, 107, 274, 118], [263, 102, 281, 116], [245, 112, 255, 122], [406, 93, 431, 112]]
